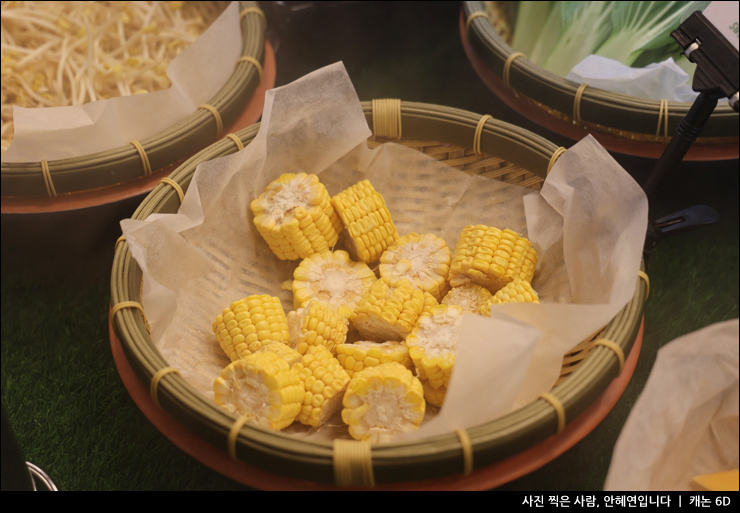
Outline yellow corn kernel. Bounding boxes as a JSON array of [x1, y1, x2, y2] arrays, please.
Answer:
[[292, 250, 376, 319], [405, 304, 462, 390], [479, 278, 540, 315], [336, 340, 413, 378], [213, 351, 304, 430], [351, 277, 425, 342], [449, 225, 537, 293], [332, 180, 398, 263], [341, 362, 425, 443], [378, 232, 451, 300], [254, 342, 303, 367], [251, 173, 342, 260], [287, 300, 349, 356], [421, 379, 447, 408], [211, 295, 291, 362], [292, 345, 351, 427], [442, 283, 493, 314]]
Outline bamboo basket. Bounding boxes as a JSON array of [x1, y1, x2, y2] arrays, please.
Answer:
[[109, 100, 647, 486], [462, 1, 739, 160], [1, 1, 266, 199]]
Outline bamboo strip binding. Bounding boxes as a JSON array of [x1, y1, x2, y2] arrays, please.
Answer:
[[333, 439, 375, 487], [236, 56, 263, 82], [474, 114, 493, 154], [228, 415, 251, 461], [503, 52, 526, 98], [538, 392, 566, 434], [239, 6, 266, 29], [130, 140, 152, 176], [226, 133, 244, 151], [638, 270, 650, 300], [40, 160, 57, 197], [547, 147, 567, 175], [465, 11, 490, 33], [573, 83, 589, 125], [593, 338, 625, 374], [372, 99, 402, 139], [656, 99, 669, 137], [198, 104, 223, 138], [455, 428, 474, 476], [150, 366, 181, 409], [159, 177, 184, 203], [110, 301, 147, 335]]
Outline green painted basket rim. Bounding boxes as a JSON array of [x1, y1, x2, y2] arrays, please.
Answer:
[[463, 1, 738, 139], [1, 1, 265, 198], [110, 100, 646, 484]]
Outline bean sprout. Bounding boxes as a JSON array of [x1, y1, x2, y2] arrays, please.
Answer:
[[1, 1, 227, 155]]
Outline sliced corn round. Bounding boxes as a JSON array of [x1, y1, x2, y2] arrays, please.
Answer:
[[251, 173, 342, 260], [212, 295, 291, 362], [287, 300, 349, 356], [336, 340, 414, 378], [442, 282, 493, 314], [254, 342, 303, 367], [405, 304, 462, 390], [449, 225, 537, 293], [213, 351, 304, 431], [421, 379, 447, 408], [351, 277, 425, 342], [378, 232, 451, 301], [332, 180, 399, 263], [341, 362, 425, 443], [292, 250, 376, 319], [292, 346, 351, 427], [479, 278, 540, 316]]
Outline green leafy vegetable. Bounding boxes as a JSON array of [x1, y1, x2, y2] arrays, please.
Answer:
[[512, 2, 554, 57], [541, 2, 616, 76], [594, 1, 708, 66]]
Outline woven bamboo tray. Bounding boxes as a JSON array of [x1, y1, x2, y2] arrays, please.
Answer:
[[462, 1, 739, 161], [110, 100, 648, 486], [1, 1, 267, 203]]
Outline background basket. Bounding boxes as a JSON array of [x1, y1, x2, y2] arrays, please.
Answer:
[[1, 1, 266, 200], [110, 100, 647, 486], [462, 1, 739, 160]]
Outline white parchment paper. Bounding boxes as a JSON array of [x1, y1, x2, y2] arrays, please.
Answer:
[[605, 319, 739, 491], [566, 55, 698, 103], [3, 2, 241, 163], [121, 62, 648, 443]]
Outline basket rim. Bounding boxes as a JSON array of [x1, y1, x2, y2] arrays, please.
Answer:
[[110, 100, 647, 485], [462, 1, 738, 138], [1, 0, 265, 198]]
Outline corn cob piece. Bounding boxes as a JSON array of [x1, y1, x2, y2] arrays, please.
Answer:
[[213, 351, 304, 430], [255, 342, 303, 367], [351, 277, 425, 342], [212, 295, 291, 362], [292, 250, 376, 319], [341, 362, 425, 443], [479, 278, 540, 316], [378, 233, 451, 301], [336, 340, 414, 378], [422, 291, 439, 316], [449, 225, 537, 293], [287, 300, 349, 356], [292, 346, 351, 427], [442, 282, 493, 314], [331, 180, 399, 263], [405, 304, 463, 390], [421, 379, 447, 408], [251, 173, 342, 260]]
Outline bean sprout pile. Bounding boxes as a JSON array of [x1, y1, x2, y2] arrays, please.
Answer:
[[1, 1, 227, 155]]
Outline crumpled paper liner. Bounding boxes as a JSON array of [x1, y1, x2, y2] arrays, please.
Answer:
[[3, 2, 241, 163], [605, 319, 739, 491], [121, 61, 647, 443], [566, 55, 698, 103]]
